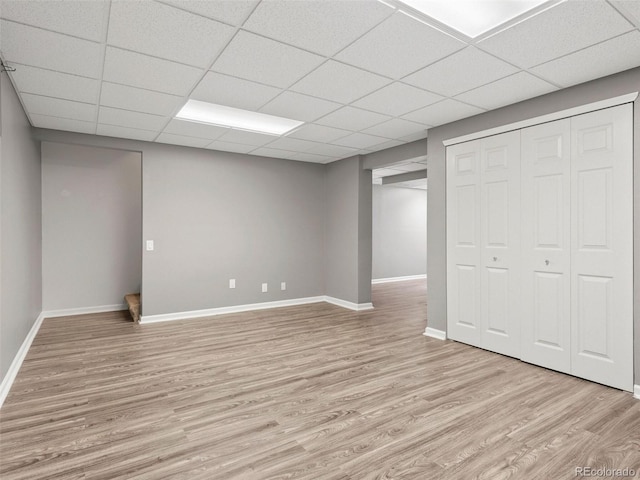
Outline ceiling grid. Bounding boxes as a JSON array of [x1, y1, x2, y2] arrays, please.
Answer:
[[0, 0, 637, 167]]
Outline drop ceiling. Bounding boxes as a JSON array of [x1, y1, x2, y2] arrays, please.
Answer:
[[372, 157, 427, 189], [1, 0, 639, 164]]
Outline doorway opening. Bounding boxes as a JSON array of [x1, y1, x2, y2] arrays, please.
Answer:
[[370, 160, 427, 307]]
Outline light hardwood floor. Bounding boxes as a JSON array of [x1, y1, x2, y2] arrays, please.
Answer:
[[1, 280, 639, 479]]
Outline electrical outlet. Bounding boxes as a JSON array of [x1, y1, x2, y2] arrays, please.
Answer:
[[229, 279, 236, 289], [281, 282, 286, 291], [262, 283, 268, 293], [146, 240, 154, 251]]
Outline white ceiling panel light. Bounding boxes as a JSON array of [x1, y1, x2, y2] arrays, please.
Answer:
[[396, 0, 552, 38], [176, 100, 304, 136]]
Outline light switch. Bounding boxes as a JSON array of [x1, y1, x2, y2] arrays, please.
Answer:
[[229, 279, 236, 289], [262, 283, 268, 293], [146, 240, 154, 251], [281, 282, 286, 291]]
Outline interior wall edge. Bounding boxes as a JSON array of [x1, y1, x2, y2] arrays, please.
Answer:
[[0, 311, 45, 410], [372, 274, 427, 284], [423, 327, 446, 341], [42, 304, 128, 319]]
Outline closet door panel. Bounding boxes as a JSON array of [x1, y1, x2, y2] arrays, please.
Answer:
[[521, 119, 571, 373], [571, 104, 633, 391], [480, 131, 521, 358], [447, 140, 482, 347]]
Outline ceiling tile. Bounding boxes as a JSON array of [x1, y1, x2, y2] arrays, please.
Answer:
[[1, 20, 103, 78], [315, 106, 391, 131], [335, 11, 465, 79], [262, 136, 321, 153], [402, 99, 484, 127], [288, 124, 351, 143], [399, 130, 428, 142], [212, 30, 324, 88], [531, 31, 640, 88], [477, 1, 634, 68], [367, 139, 404, 150], [98, 107, 168, 131], [9, 64, 99, 103], [355, 148, 375, 155], [305, 143, 358, 158], [100, 82, 183, 116], [352, 82, 442, 116], [306, 143, 358, 157], [361, 118, 427, 139], [455, 72, 557, 110], [259, 92, 340, 122], [403, 46, 519, 97], [250, 147, 295, 159], [242, 0, 393, 56], [103, 47, 203, 96], [612, 1, 640, 26], [108, 1, 234, 68], [156, 133, 212, 148], [290, 60, 390, 104], [96, 124, 157, 142], [163, 119, 229, 140], [21, 93, 96, 122], [206, 140, 256, 154], [217, 129, 278, 146], [1, 0, 109, 41], [159, 0, 259, 26], [30, 114, 96, 134], [191, 71, 281, 111], [286, 151, 333, 163], [333, 132, 389, 149]]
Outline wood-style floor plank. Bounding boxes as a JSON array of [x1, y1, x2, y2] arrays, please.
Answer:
[[1, 280, 638, 479]]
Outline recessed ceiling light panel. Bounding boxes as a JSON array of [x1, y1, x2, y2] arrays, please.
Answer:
[[176, 99, 304, 136], [396, 0, 551, 38]]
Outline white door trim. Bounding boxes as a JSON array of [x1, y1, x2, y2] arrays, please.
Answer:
[[443, 92, 638, 147]]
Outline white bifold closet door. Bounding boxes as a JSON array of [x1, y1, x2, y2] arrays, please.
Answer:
[[521, 119, 572, 374], [447, 131, 521, 358], [480, 131, 521, 358], [447, 103, 633, 392], [570, 104, 633, 391], [447, 140, 482, 348]]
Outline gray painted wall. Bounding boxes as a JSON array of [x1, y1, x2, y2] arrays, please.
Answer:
[[41, 142, 142, 311], [32, 130, 368, 315], [372, 185, 427, 280], [0, 74, 42, 380], [324, 157, 359, 303], [325, 156, 372, 305], [426, 66, 640, 384], [142, 144, 326, 316], [357, 159, 372, 304]]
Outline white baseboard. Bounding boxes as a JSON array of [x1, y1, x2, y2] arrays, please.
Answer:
[[42, 303, 127, 318], [140, 296, 327, 324], [0, 312, 46, 409], [324, 296, 374, 311], [423, 327, 446, 340], [372, 274, 427, 284], [140, 295, 375, 324], [634, 384, 640, 400]]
